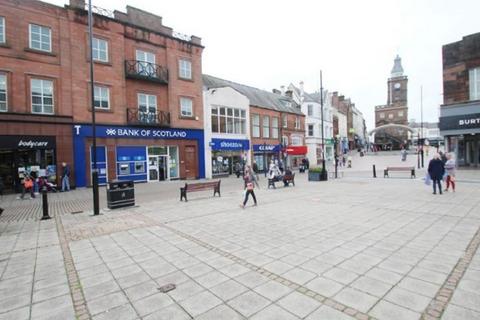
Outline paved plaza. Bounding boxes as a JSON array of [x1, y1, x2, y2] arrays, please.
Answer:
[[1, 154, 480, 320]]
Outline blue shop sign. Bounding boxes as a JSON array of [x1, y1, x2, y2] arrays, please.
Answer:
[[253, 144, 281, 152], [210, 138, 250, 151], [73, 124, 203, 140]]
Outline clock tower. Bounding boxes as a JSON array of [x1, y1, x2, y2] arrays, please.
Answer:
[[387, 55, 408, 106]]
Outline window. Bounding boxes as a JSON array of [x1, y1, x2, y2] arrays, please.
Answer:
[[138, 93, 157, 123], [308, 125, 314, 137], [282, 114, 288, 128], [469, 67, 480, 100], [262, 116, 270, 138], [291, 136, 302, 146], [179, 59, 192, 79], [252, 114, 260, 137], [398, 110, 404, 117], [379, 112, 385, 119], [180, 97, 193, 117], [92, 37, 108, 62], [29, 24, 51, 52], [307, 104, 313, 116], [0, 74, 6, 111], [94, 86, 109, 109], [0, 17, 5, 43], [136, 50, 155, 75], [388, 113, 394, 119], [31, 79, 53, 114], [272, 117, 279, 139], [282, 136, 288, 146], [295, 116, 300, 129], [211, 106, 246, 134]]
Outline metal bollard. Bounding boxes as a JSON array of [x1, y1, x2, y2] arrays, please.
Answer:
[[373, 165, 377, 178], [41, 186, 51, 220]]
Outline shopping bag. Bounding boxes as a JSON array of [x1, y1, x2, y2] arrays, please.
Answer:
[[424, 173, 431, 186]]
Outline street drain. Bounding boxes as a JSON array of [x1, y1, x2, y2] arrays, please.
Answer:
[[158, 283, 176, 293]]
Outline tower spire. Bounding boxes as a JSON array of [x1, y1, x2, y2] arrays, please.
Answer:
[[391, 54, 404, 77]]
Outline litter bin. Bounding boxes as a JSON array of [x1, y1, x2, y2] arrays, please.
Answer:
[[106, 180, 135, 209]]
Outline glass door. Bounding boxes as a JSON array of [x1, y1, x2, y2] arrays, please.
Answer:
[[158, 155, 169, 181], [148, 156, 159, 181]]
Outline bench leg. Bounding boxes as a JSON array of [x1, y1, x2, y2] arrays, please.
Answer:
[[180, 188, 187, 202], [214, 187, 221, 197], [384, 170, 388, 178], [411, 170, 415, 178]]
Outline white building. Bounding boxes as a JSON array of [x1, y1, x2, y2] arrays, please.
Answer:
[[288, 82, 334, 165], [203, 86, 251, 179], [352, 106, 367, 147], [408, 121, 442, 147]]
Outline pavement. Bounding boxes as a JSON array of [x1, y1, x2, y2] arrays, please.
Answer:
[[0, 153, 480, 319]]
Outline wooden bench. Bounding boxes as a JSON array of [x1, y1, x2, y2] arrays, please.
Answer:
[[268, 173, 295, 189], [384, 167, 416, 178], [180, 180, 221, 201]]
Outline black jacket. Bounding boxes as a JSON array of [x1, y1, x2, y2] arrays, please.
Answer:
[[428, 159, 445, 180]]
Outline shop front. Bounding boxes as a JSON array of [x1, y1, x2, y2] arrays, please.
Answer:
[[284, 145, 308, 169], [73, 124, 205, 187], [439, 106, 480, 167], [252, 144, 281, 173], [210, 138, 250, 177], [0, 135, 57, 193]]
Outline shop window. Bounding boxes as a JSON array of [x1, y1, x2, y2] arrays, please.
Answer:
[[469, 67, 480, 100], [0, 73, 6, 112], [29, 24, 51, 52], [262, 116, 270, 138], [272, 117, 279, 139], [134, 162, 145, 173], [92, 37, 108, 62], [94, 86, 109, 109], [308, 124, 314, 137], [180, 97, 193, 117], [0, 17, 5, 44], [252, 114, 260, 137], [168, 146, 179, 178], [179, 58, 192, 80], [31, 79, 53, 114]]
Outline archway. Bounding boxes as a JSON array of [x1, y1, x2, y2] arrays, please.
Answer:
[[369, 124, 415, 151]]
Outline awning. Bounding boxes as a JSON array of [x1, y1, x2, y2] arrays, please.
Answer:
[[284, 146, 307, 155]]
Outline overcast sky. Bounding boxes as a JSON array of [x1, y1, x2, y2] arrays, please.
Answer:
[[47, 0, 479, 130]]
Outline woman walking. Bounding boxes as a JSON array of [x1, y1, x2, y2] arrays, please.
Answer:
[[444, 153, 456, 192], [428, 153, 445, 195], [241, 166, 257, 209]]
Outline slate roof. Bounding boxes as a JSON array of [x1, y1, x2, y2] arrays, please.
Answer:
[[203, 74, 303, 115]]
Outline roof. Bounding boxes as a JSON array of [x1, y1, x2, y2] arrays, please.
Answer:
[[391, 55, 404, 77], [203, 75, 303, 115]]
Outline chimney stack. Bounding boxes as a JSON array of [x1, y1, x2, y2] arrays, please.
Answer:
[[280, 85, 285, 95], [299, 81, 304, 97]]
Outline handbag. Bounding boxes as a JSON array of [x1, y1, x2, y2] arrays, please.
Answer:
[[24, 179, 33, 189], [424, 173, 431, 186], [246, 182, 254, 191]]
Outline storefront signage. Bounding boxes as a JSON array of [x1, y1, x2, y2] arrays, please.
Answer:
[[210, 138, 250, 151], [285, 146, 308, 155], [439, 113, 480, 131], [74, 124, 202, 140], [253, 144, 281, 152], [0, 135, 56, 149]]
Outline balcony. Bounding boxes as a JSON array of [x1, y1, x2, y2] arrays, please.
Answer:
[[124, 60, 169, 84], [126, 108, 171, 127]]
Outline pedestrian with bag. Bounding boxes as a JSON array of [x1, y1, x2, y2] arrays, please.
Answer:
[[428, 153, 445, 195], [20, 175, 35, 199], [444, 153, 456, 192], [240, 166, 257, 209], [61, 162, 71, 192]]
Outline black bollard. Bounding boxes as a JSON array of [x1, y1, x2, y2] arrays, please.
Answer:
[[373, 165, 377, 178], [41, 186, 51, 220]]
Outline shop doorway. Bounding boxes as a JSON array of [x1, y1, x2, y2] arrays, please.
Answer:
[[185, 146, 197, 179], [0, 150, 15, 193], [148, 155, 169, 181]]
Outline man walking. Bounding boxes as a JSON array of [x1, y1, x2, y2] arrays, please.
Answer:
[[61, 162, 71, 192], [428, 154, 445, 195]]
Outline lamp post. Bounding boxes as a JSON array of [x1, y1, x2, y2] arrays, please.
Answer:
[[319, 71, 328, 181], [420, 86, 424, 168], [263, 142, 267, 177], [334, 135, 339, 178], [88, 0, 100, 216]]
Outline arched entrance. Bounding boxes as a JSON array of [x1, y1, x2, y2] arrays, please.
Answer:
[[369, 124, 415, 150]]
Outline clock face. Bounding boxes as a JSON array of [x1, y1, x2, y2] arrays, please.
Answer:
[[394, 83, 401, 89]]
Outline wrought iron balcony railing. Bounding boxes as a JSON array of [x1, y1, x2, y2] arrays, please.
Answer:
[[125, 60, 169, 84], [126, 108, 171, 127]]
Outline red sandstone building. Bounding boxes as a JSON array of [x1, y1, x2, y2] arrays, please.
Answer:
[[0, 0, 205, 191]]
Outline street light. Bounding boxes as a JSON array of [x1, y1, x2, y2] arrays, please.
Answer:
[[88, 0, 100, 215], [334, 135, 339, 178], [319, 70, 328, 181], [263, 142, 267, 177]]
